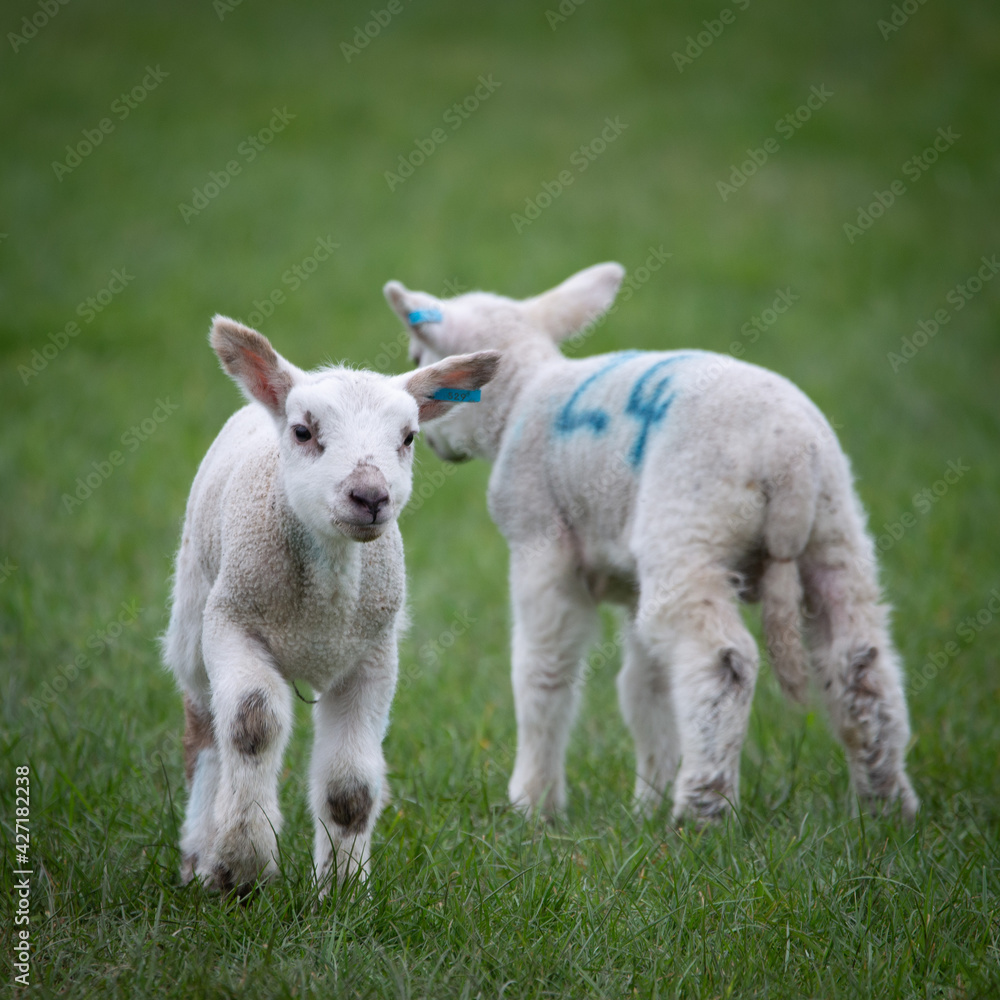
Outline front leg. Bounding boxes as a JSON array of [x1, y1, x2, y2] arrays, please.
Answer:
[[201, 614, 293, 895], [310, 640, 397, 895], [507, 541, 599, 817]]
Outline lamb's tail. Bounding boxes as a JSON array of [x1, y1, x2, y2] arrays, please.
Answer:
[[759, 440, 820, 705], [761, 558, 808, 704]]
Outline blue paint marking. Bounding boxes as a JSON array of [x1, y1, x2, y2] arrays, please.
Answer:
[[624, 357, 685, 466], [408, 308, 443, 324], [433, 387, 480, 402], [554, 351, 641, 437], [554, 352, 694, 466]]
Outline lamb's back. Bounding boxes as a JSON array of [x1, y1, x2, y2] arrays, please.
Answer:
[[489, 350, 840, 548]]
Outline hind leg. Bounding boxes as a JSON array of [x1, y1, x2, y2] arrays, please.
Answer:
[[802, 562, 917, 819], [179, 693, 219, 884], [165, 557, 219, 883], [616, 619, 679, 817], [636, 560, 760, 823]]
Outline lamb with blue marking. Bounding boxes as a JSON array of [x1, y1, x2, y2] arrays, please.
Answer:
[[383, 263, 918, 824], [162, 316, 499, 895]]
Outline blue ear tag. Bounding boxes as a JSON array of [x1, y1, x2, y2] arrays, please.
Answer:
[[408, 308, 443, 325], [432, 387, 480, 403]]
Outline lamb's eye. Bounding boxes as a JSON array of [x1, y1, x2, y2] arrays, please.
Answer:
[[293, 425, 312, 443], [403, 431, 415, 447]]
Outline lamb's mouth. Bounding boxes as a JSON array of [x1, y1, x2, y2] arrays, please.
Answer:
[[332, 518, 389, 542]]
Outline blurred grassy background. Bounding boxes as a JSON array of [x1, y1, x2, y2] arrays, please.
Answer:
[[1, 0, 999, 996]]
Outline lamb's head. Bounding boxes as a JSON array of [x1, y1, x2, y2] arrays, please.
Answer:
[[383, 262, 624, 461], [210, 316, 499, 541]]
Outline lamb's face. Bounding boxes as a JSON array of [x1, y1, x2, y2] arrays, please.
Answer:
[[209, 315, 499, 537], [280, 372, 418, 542]]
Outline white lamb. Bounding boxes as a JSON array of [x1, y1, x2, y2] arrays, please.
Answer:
[[383, 263, 918, 824], [162, 316, 498, 894]]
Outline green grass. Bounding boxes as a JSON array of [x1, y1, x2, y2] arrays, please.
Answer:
[[2, 0, 999, 996]]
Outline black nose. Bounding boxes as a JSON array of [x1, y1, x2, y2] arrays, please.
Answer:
[[349, 486, 390, 522]]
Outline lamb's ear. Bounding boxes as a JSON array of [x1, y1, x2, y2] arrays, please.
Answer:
[[401, 350, 501, 423], [210, 315, 299, 415], [383, 280, 445, 348], [521, 262, 625, 341]]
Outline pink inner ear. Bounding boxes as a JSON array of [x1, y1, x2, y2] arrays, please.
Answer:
[[245, 349, 280, 409], [436, 365, 473, 389]]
